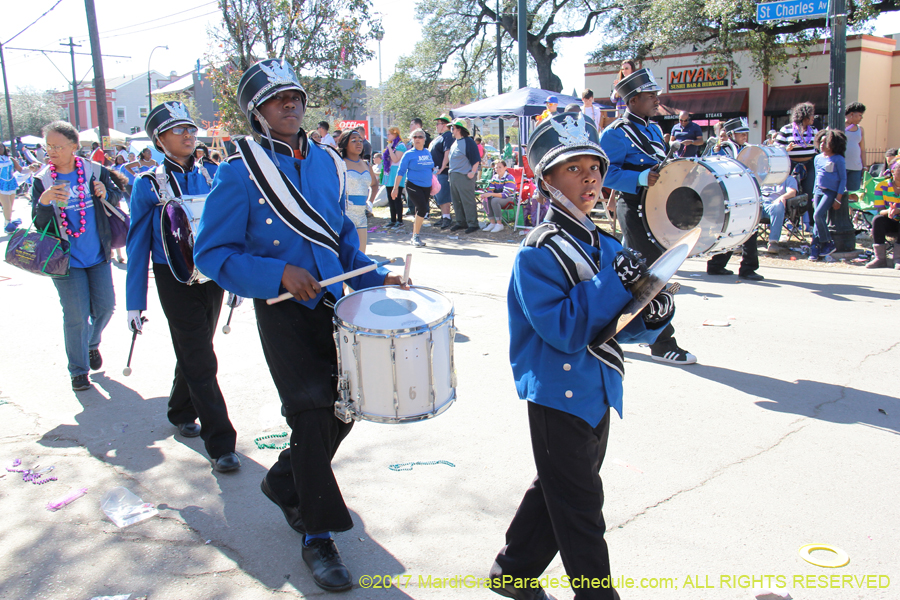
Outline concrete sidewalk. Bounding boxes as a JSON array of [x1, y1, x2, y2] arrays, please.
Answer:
[[0, 224, 898, 600]]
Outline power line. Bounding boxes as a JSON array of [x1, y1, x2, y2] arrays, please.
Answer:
[[3, 0, 66, 45], [95, 9, 221, 41], [94, 2, 217, 36]]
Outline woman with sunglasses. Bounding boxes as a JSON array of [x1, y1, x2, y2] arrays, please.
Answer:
[[338, 129, 379, 253], [31, 121, 122, 391], [125, 102, 240, 473], [392, 128, 435, 247]]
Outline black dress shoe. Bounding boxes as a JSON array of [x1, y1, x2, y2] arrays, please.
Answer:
[[707, 267, 734, 276], [177, 422, 202, 437], [464, 226, 480, 234], [89, 348, 102, 370], [71, 374, 91, 392], [260, 476, 306, 534], [214, 452, 241, 472], [302, 538, 353, 592], [739, 271, 765, 281], [449, 223, 464, 232], [490, 578, 557, 600]]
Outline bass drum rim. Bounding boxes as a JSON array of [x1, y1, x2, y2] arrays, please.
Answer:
[[160, 199, 197, 284]]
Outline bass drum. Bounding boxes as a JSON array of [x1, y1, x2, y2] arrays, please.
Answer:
[[642, 157, 761, 257], [737, 144, 791, 186], [160, 196, 209, 285]]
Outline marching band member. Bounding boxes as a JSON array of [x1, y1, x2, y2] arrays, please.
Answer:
[[705, 117, 764, 280], [488, 112, 674, 600], [193, 59, 404, 593], [599, 68, 697, 365], [125, 102, 240, 473]]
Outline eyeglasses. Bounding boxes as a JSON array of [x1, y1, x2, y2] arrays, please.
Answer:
[[412, 136, 426, 140], [170, 126, 198, 136], [46, 144, 74, 152]]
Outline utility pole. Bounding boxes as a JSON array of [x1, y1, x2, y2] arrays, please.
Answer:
[[61, 37, 82, 131], [497, 0, 504, 149], [0, 43, 16, 157], [517, 0, 527, 89], [84, 0, 110, 146], [828, 0, 854, 252]]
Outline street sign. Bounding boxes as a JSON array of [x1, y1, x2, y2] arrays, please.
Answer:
[[757, 0, 828, 22]]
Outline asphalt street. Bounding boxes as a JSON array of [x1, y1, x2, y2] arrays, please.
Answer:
[[1, 219, 898, 600]]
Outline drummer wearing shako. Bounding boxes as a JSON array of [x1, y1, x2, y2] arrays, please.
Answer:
[[193, 59, 404, 593], [488, 112, 675, 600], [125, 102, 240, 473], [705, 117, 765, 280], [598, 68, 696, 365]]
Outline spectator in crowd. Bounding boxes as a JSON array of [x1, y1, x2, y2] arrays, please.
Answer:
[[564, 103, 582, 114], [844, 102, 866, 192], [409, 118, 433, 148], [382, 126, 407, 228], [581, 88, 604, 125], [339, 129, 379, 253], [90, 142, 106, 165], [32, 121, 122, 391], [194, 143, 218, 179], [309, 130, 322, 143], [372, 152, 383, 181], [430, 114, 454, 229], [765, 130, 778, 146], [1, 144, 24, 232], [15, 137, 24, 158], [316, 121, 336, 147], [474, 136, 485, 160], [670, 111, 704, 158], [125, 148, 157, 177], [865, 160, 900, 268], [776, 102, 818, 200], [502, 135, 514, 166], [393, 128, 436, 247], [760, 168, 800, 254], [355, 125, 372, 161], [809, 129, 847, 261], [537, 96, 558, 123], [111, 153, 134, 206], [479, 159, 517, 233], [445, 119, 482, 233], [210, 151, 221, 164], [610, 60, 636, 117], [869, 148, 898, 178], [35, 143, 47, 164]]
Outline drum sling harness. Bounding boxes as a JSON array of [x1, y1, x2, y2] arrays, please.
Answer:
[[524, 221, 626, 379]]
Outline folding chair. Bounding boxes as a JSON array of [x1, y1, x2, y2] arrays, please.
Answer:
[[848, 172, 883, 235], [758, 193, 808, 244]]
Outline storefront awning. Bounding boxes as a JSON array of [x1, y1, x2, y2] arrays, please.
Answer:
[[656, 90, 749, 121], [764, 85, 829, 116]]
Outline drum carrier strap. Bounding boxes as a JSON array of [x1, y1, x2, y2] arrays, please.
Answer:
[[524, 223, 626, 379]]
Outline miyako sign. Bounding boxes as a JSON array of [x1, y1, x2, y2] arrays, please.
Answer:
[[668, 65, 729, 91]]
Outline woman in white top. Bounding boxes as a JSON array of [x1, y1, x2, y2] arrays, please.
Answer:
[[844, 102, 866, 192], [338, 129, 379, 253]]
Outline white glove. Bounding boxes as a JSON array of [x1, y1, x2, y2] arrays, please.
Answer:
[[127, 310, 143, 333], [226, 293, 243, 308]]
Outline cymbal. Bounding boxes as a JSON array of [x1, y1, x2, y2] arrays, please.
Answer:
[[595, 227, 701, 345]]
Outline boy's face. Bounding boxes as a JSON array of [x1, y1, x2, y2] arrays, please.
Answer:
[[546, 103, 557, 112], [543, 155, 604, 215], [734, 132, 748, 146]]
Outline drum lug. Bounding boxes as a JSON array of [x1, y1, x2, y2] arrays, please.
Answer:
[[448, 322, 458, 389], [427, 332, 436, 413], [334, 374, 357, 423], [351, 336, 365, 410], [390, 338, 400, 418]]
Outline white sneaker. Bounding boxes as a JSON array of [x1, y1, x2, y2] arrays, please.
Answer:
[[491, 223, 504, 233], [480, 221, 493, 230]]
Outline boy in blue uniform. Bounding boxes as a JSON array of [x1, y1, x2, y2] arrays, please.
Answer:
[[125, 102, 240, 473], [193, 60, 404, 593], [488, 112, 675, 600]]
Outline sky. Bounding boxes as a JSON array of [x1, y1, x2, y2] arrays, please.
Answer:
[[4, 0, 900, 99]]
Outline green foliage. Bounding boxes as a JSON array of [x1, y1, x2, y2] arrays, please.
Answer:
[[0, 88, 66, 137], [153, 92, 200, 126], [206, 0, 381, 136], [591, 0, 900, 83]]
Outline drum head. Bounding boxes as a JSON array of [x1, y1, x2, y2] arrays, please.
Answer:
[[334, 286, 453, 333], [644, 159, 728, 254], [161, 200, 196, 284], [737, 145, 790, 186]]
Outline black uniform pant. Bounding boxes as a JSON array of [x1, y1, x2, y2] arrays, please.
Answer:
[[706, 232, 759, 275], [615, 194, 676, 350], [491, 403, 619, 600], [153, 264, 235, 460], [254, 296, 354, 535]]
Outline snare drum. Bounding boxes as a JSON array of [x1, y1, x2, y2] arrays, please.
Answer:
[[333, 286, 456, 424], [160, 195, 208, 285], [642, 157, 761, 256], [737, 144, 791, 186]]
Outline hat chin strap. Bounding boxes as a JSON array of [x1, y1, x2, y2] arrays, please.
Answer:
[[252, 109, 281, 168], [546, 183, 595, 230]]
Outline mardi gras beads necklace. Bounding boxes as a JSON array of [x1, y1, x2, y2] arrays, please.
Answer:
[[50, 157, 87, 238]]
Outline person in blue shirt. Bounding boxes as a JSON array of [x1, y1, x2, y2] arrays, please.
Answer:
[[125, 102, 240, 474], [31, 121, 121, 392], [488, 112, 674, 600], [392, 128, 435, 247], [809, 128, 847, 260], [193, 59, 404, 593], [668, 111, 704, 158], [599, 68, 696, 366]]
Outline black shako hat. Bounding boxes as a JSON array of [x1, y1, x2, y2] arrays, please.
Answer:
[[614, 68, 662, 104], [145, 101, 196, 151], [723, 117, 750, 135], [237, 59, 308, 135], [527, 112, 609, 199]]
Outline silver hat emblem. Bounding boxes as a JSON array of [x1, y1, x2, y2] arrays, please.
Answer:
[[548, 114, 592, 146], [260, 60, 298, 86], [164, 102, 190, 120]]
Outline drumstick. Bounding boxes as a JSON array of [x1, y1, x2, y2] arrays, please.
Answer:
[[401, 254, 412, 286], [222, 306, 235, 334], [266, 259, 397, 305]]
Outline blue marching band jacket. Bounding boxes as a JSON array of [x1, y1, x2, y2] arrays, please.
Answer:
[[508, 208, 670, 427], [193, 134, 388, 307], [126, 157, 213, 312], [599, 110, 668, 197]]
